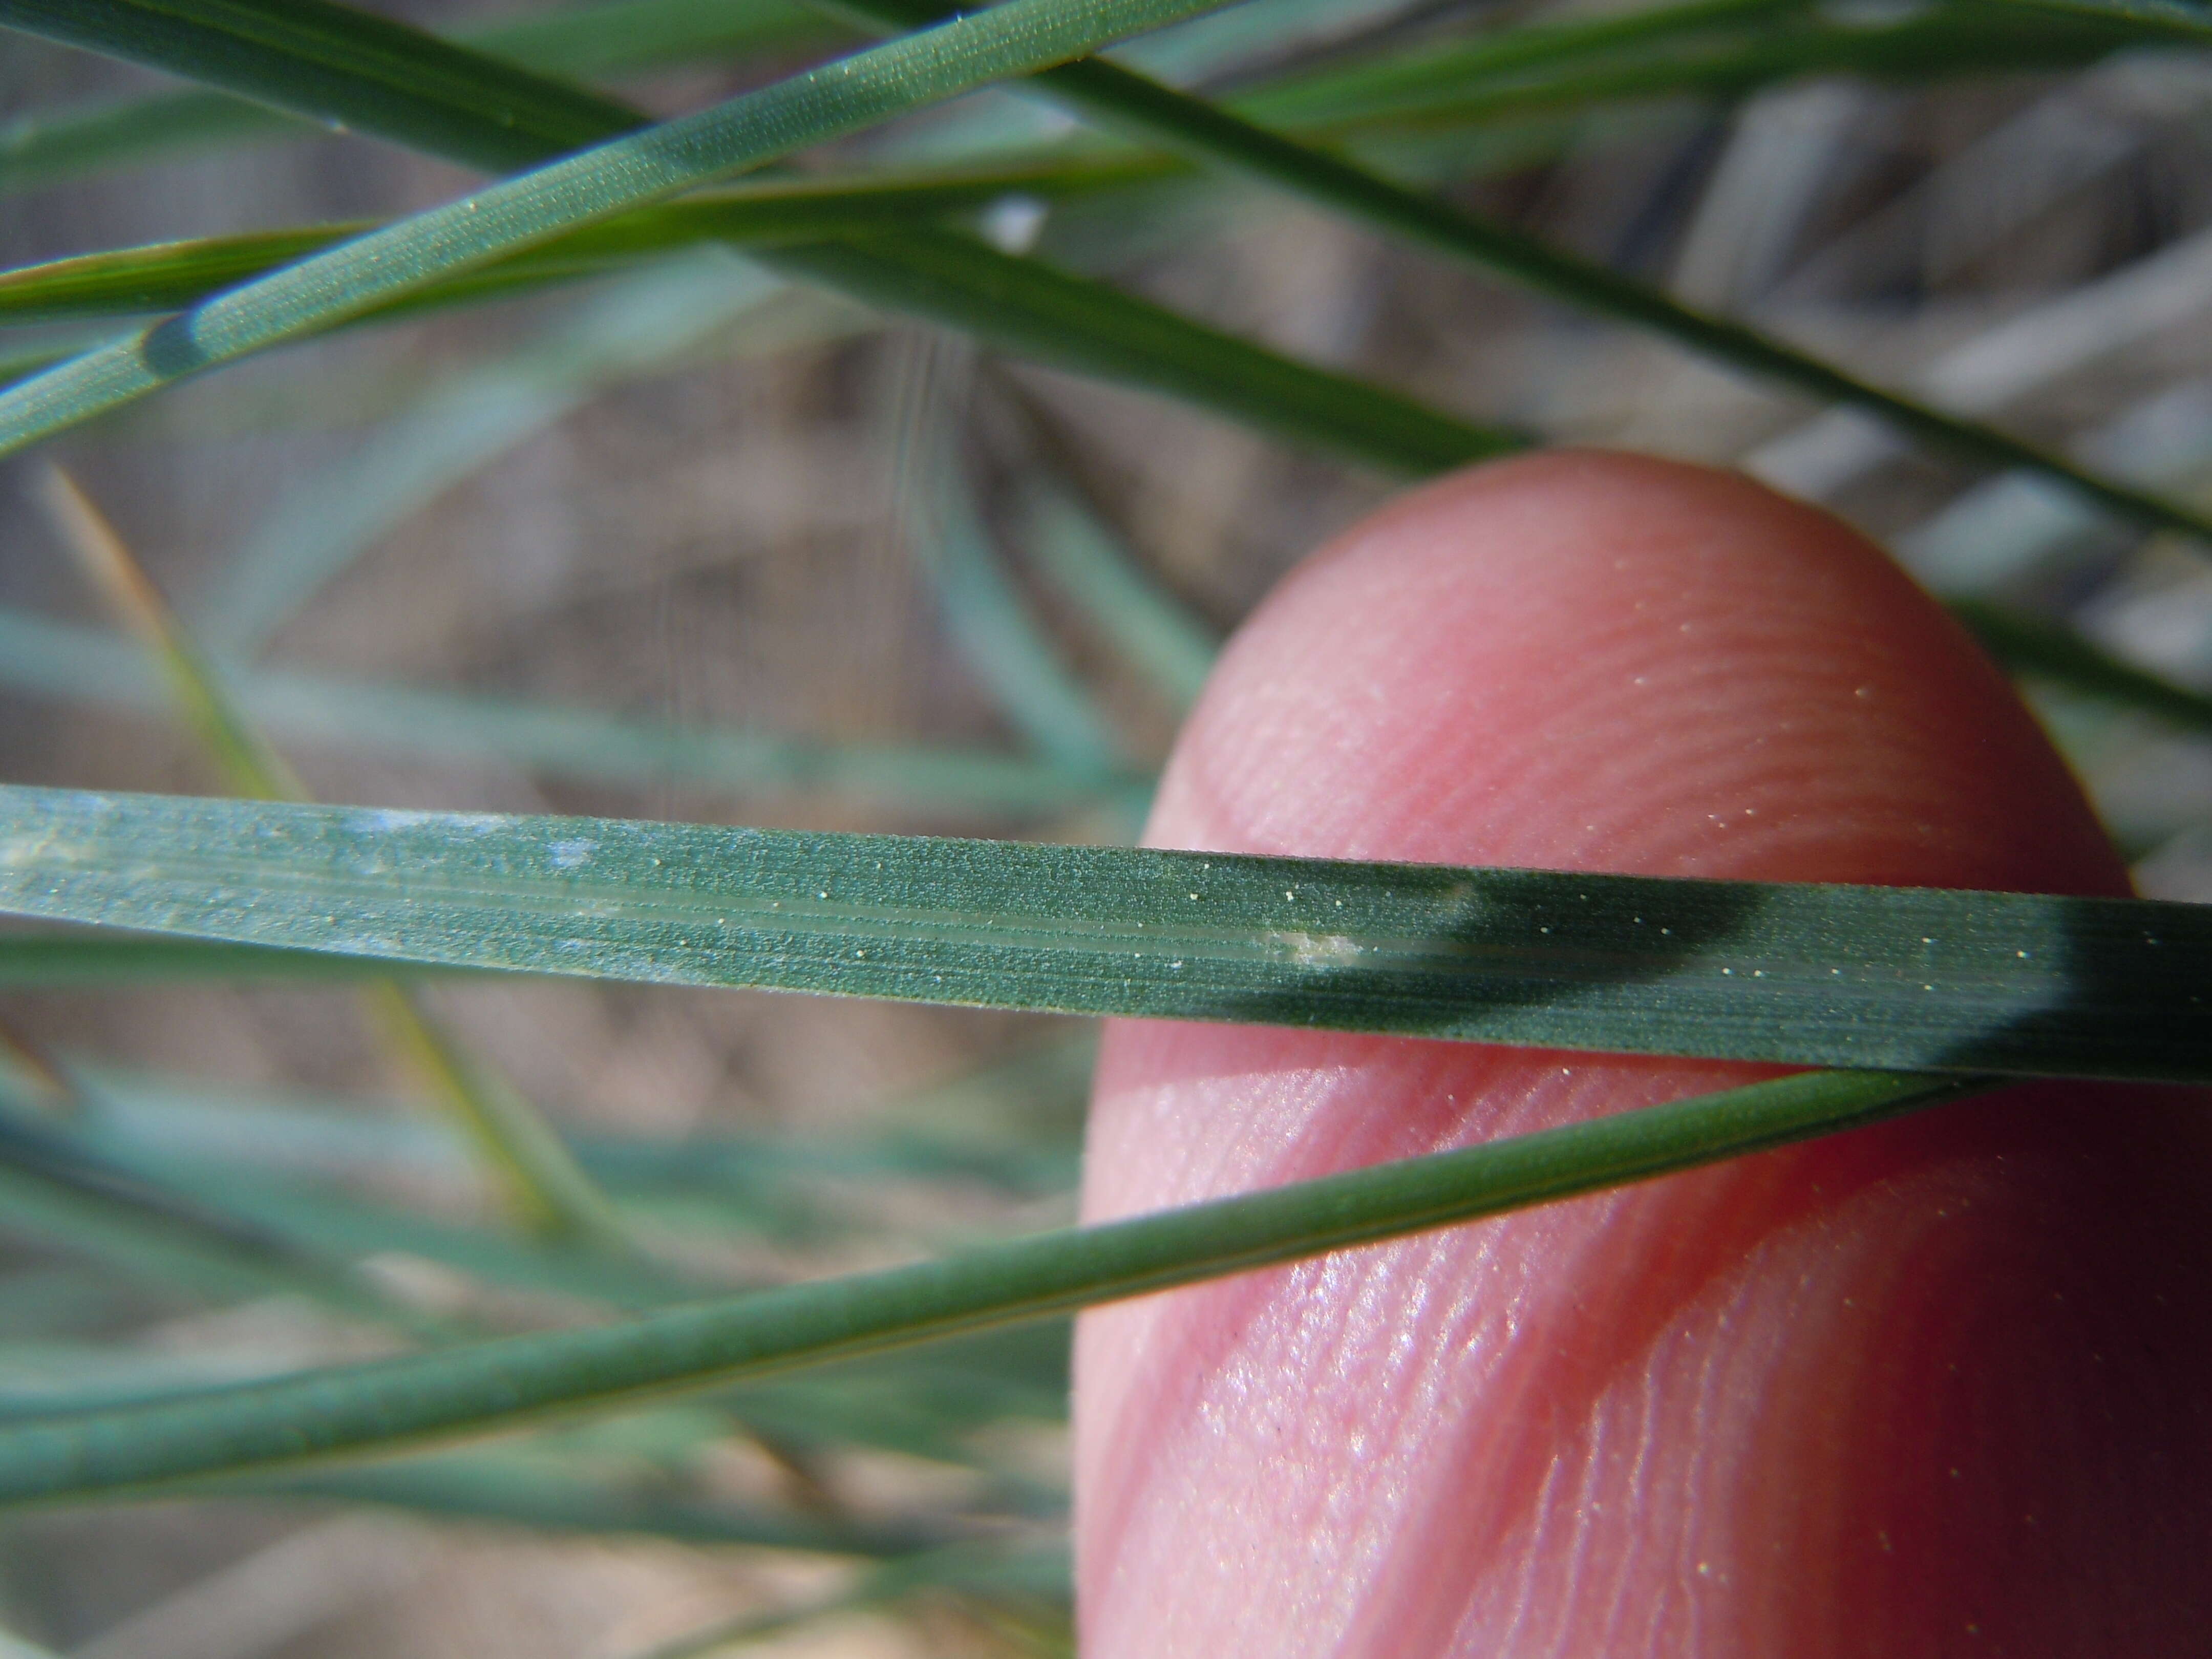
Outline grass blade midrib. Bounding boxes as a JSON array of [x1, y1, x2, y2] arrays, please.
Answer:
[[0, 1068, 1979, 1503], [0, 786, 2204, 1082]]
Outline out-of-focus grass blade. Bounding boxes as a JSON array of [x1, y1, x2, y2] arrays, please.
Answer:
[[201, 250, 789, 655], [0, 1107, 416, 1326], [898, 392, 1125, 775], [0, 214, 1503, 483], [0, 0, 844, 194], [1018, 482, 1220, 712], [0, 608, 1145, 816], [1248, 0, 2167, 132], [0, 0, 639, 173], [1952, 600, 2212, 735], [760, 230, 1508, 473], [0, 163, 1164, 325], [625, 1541, 1072, 1659], [1246, 0, 1805, 123], [827, 0, 2212, 542], [0, 0, 1249, 460], [0, 1068, 1984, 1502], [35, 470, 630, 1249], [0, 787, 2206, 1081], [1985, 0, 2212, 45], [230, 1457, 957, 1557]]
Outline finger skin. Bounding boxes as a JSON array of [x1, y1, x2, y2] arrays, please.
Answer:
[[1073, 452, 2212, 1657]]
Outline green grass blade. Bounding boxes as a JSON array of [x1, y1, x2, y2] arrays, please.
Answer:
[[228, 1457, 954, 1556], [1951, 600, 2212, 735], [1248, 0, 2164, 132], [1243, 0, 1811, 125], [0, 787, 2205, 1082], [0, 0, 637, 172], [0, 163, 1164, 325], [761, 230, 1511, 473], [0, 0, 843, 195], [0, 1068, 1981, 1502], [1983, 0, 2212, 45], [1018, 482, 1220, 712], [0, 609, 1139, 819], [895, 28, 2212, 541], [899, 423, 1127, 774], [0, 1110, 415, 1326], [35, 470, 629, 1248], [0, 0, 1246, 460]]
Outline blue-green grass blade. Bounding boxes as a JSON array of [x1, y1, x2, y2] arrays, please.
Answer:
[[1951, 601, 2212, 736], [1246, 0, 2166, 132], [0, 0, 1251, 460], [0, 608, 1145, 817], [0, 0, 844, 195], [900, 411, 1126, 775], [758, 230, 1508, 473], [227, 1456, 958, 1556], [0, 1108, 422, 1327], [0, 787, 2205, 1082], [820, 0, 2212, 542], [1018, 482, 1220, 712], [0, 3, 1508, 475], [202, 251, 789, 655], [1982, 0, 2212, 45], [0, 1068, 1984, 1502], [0, 162, 1166, 325]]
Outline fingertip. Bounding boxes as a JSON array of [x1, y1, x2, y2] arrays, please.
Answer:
[[1075, 451, 2207, 1657]]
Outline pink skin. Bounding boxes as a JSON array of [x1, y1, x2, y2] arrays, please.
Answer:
[[1073, 453, 2212, 1657]]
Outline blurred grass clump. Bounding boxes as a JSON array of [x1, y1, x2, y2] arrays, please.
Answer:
[[0, 0, 2210, 1651]]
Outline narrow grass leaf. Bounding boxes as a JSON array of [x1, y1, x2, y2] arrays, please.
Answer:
[[898, 395, 1127, 774], [0, 609, 1140, 819], [0, 0, 1249, 459], [34, 473, 628, 1248], [0, 1109, 415, 1327], [0, 2, 1505, 475], [0, 788, 2205, 1081], [0, 0, 844, 195], [1018, 482, 1221, 712], [0, 1068, 1981, 1502], [823, 0, 2212, 541], [1249, 0, 2166, 132], [229, 1457, 957, 1557], [1983, 0, 2212, 45], [1951, 600, 2212, 735], [758, 231, 1509, 473], [0, 164, 1163, 325]]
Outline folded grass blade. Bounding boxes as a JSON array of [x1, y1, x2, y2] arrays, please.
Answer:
[[0, 1068, 1980, 1502], [0, 788, 2204, 1082]]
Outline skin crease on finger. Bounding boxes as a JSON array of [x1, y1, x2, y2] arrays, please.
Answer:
[[1072, 451, 2212, 1658]]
